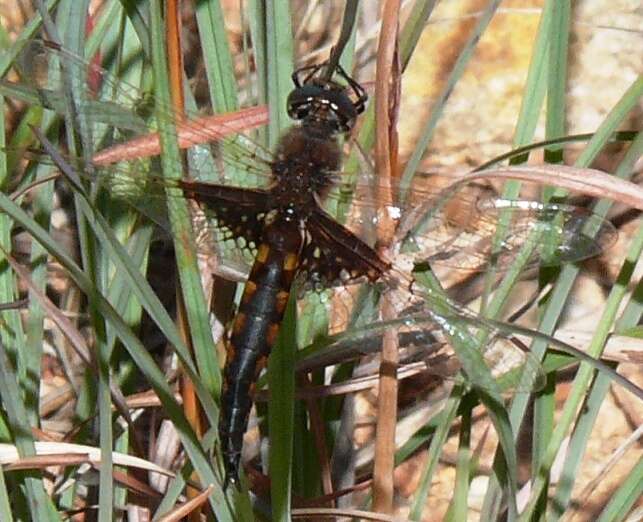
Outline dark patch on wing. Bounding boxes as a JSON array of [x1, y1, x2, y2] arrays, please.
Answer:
[[299, 206, 391, 290], [179, 180, 270, 245], [178, 180, 272, 276]]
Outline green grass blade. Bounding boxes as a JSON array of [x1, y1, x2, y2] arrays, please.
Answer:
[[0, 469, 12, 522], [194, 0, 238, 113], [269, 294, 298, 521], [399, 0, 438, 70], [445, 394, 474, 522], [528, 4, 570, 518], [148, 0, 220, 398], [543, 0, 569, 166], [595, 457, 643, 522], [546, 371, 611, 520], [265, 0, 293, 145], [409, 389, 463, 520]]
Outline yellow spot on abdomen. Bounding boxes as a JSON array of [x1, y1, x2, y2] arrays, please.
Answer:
[[266, 323, 281, 348], [241, 281, 258, 304], [232, 312, 247, 336], [283, 252, 299, 271], [256, 244, 270, 263]]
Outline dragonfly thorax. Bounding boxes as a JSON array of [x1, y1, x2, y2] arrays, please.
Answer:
[[270, 125, 342, 205]]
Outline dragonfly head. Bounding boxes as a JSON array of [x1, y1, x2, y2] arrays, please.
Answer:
[[287, 76, 366, 134]]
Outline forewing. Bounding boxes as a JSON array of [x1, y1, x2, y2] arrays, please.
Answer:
[[321, 171, 616, 273], [395, 195, 617, 272], [2, 40, 275, 189]]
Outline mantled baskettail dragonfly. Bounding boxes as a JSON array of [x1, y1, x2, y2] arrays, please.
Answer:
[[2, 41, 618, 489]]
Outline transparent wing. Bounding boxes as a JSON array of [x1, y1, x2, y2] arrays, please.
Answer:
[[3, 39, 275, 188], [325, 166, 617, 274], [296, 289, 546, 395], [392, 188, 617, 272]]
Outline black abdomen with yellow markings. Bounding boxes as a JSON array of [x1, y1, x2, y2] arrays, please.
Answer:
[[218, 214, 304, 488]]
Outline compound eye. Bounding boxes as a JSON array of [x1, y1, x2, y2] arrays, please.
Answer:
[[287, 84, 324, 121], [287, 101, 310, 120], [324, 90, 358, 131]]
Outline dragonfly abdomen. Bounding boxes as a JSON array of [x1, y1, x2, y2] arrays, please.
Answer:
[[219, 214, 303, 488]]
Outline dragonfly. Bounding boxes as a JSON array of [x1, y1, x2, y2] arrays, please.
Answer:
[[3, 40, 617, 489]]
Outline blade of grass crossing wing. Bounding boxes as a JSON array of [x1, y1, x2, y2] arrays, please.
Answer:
[[148, 1, 220, 397], [536, 2, 570, 268], [267, 2, 297, 511], [530, 8, 571, 515]]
